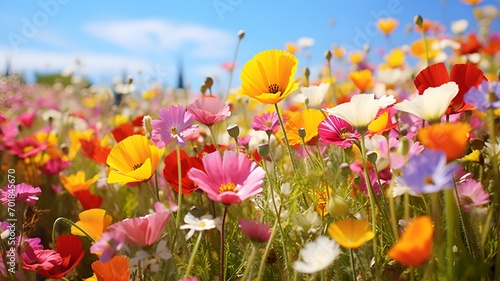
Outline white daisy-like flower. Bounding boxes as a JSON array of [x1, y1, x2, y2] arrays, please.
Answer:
[[451, 19, 468, 34], [324, 93, 396, 130], [297, 37, 315, 48], [293, 83, 330, 108], [180, 212, 220, 240], [293, 236, 341, 274], [393, 81, 458, 123]]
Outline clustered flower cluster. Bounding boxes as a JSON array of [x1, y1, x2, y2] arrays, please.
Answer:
[[1, 3, 500, 281]]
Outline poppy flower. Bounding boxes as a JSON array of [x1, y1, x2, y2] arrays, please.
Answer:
[[413, 62, 486, 114], [367, 108, 398, 136], [68, 129, 94, 160], [410, 38, 441, 60], [293, 83, 330, 108], [387, 215, 433, 267], [417, 122, 471, 161], [71, 208, 113, 241], [111, 123, 143, 143], [349, 69, 374, 92], [60, 171, 99, 196], [187, 96, 231, 126], [327, 218, 375, 249], [188, 150, 265, 205], [240, 49, 301, 104], [384, 48, 405, 68], [80, 136, 112, 165], [91, 255, 130, 281], [74, 189, 103, 210], [109, 210, 171, 247], [282, 109, 325, 146], [293, 236, 341, 274], [459, 33, 482, 55], [37, 235, 84, 279], [106, 135, 164, 185], [349, 51, 365, 65], [163, 149, 204, 195], [377, 18, 399, 35], [333, 46, 346, 60]]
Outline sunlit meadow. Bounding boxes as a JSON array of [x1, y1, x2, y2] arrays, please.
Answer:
[[1, 2, 500, 281]]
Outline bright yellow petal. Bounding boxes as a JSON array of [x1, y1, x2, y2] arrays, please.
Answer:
[[328, 219, 375, 249], [368, 112, 389, 133], [107, 135, 152, 173], [71, 209, 112, 241]]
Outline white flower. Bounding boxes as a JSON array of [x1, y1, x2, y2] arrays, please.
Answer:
[[324, 93, 396, 129], [451, 19, 468, 34], [293, 83, 330, 108], [180, 212, 220, 240], [293, 209, 321, 234], [393, 81, 458, 123], [293, 236, 340, 274], [297, 37, 315, 48], [377, 68, 403, 85]]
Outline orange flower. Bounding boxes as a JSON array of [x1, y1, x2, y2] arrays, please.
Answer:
[[367, 108, 398, 136], [91, 256, 130, 281], [418, 122, 471, 162], [461, 0, 482, 4], [388, 216, 434, 267], [349, 69, 374, 92], [315, 186, 332, 216], [71, 209, 112, 241], [328, 218, 375, 249], [80, 135, 112, 165], [60, 171, 99, 196], [415, 19, 432, 33], [377, 18, 399, 35], [285, 42, 299, 54], [349, 51, 364, 65], [282, 109, 325, 147], [333, 46, 346, 60], [410, 38, 440, 60]]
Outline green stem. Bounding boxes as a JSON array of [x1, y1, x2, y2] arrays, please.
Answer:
[[388, 179, 399, 240], [220, 205, 229, 281], [421, 29, 430, 66], [257, 219, 278, 280], [274, 103, 297, 173], [487, 107, 500, 279], [175, 145, 184, 231], [52, 217, 96, 248], [349, 249, 357, 281], [184, 231, 204, 278], [240, 244, 258, 281], [444, 188, 456, 280], [225, 37, 242, 98], [326, 57, 337, 105], [208, 125, 223, 155]]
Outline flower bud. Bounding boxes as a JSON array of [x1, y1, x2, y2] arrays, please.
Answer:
[[366, 151, 378, 165], [339, 162, 351, 177], [258, 143, 270, 158], [327, 194, 349, 217], [238, 29, 245, 39], [227, 123, 240, 139], [204, 77, 213, 89], [414, 15, 424, 27], [397, 136, 410, 157], [324, 50, 332, 61], [143, 115, 153, 139], [298, 128, 306, 140]]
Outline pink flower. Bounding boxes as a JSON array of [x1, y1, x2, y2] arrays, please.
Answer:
[[238, 218, 271, 243], [18, 111, 36, 127], [109, 209, 171, 247], [318, 116, 360, 149], [188, 151, 265, 205], [251, 112, 280, 135], [90, 231, 126, 262], [9, 136, 48, 158], [22, 247, 62, 271], [1, 183, 42, 205], [187, 97, 231, 126], [378, 137, 424, 170], [151, 105, 198, 148], [40, 158, 71, 175], [221, 61, 236, 72], [456, 179, 490, 212]]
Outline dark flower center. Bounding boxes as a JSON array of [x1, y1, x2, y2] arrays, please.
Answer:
[[268, 83, 280, 93], [171, 126, 178, 135], [424, 176, 434, 185], [133, 163, 143, 170]]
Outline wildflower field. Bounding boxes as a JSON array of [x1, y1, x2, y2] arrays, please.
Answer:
[[1, 1, 500, 281]]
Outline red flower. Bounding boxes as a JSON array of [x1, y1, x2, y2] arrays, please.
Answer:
[[75, 189, 103, 210], [459, 33, 482, 55], [111, 123, 143, 143], [414, 62, 486, 114], [163, 150, 204, 195], [37, 235, 85, 279], [80, 136, 111, 165]]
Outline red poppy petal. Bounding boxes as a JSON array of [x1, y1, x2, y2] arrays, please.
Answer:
[[450, 63, 487, 101], [74, 189, 103, 210], [414, 62, 450, 94]]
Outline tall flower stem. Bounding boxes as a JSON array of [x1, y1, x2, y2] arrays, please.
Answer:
[[274, 103, 297, 173], [175, 145, 184, 231], [257, 219, 278, 280], [444, 188, 456, 280], [208, 125, 223, 155], [349, 249, 357, 281], [487, 107, 500, 279], [225, 34, 243, 99], [220, 205, 229, 281], [184, 231, 204, 278], [359, 132, 380, 280], [240, 244, 258, 281], [52, 217, 96, 247]]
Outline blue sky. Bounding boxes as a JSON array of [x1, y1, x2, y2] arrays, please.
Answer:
[[1, 0, 498, 94]]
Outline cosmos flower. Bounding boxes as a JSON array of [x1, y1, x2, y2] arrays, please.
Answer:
[[328, 218, 375, 249], [1, 183, 42, 205], [456, 179, 490, 212], [324, 93, 396, 130], [238, 218, 271, 243], [387, 215, 434, 267], [401, 150, 459, 194], [394, 82, 459, 123], [240, 49, 301, 104], [251, 111, 280, 135], [21, 247, 62, 272], [180, 212, 220, 240], [151, 104, 198, 148], [106, 135, 164, 185], [293, 236, 340, 274], [318, 115, 360, 149], [464, 81, 500, 112], [188, 150, 265, 205], [187, 96, 231, 126]]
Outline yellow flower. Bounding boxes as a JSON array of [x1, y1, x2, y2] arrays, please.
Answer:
[[349, 69, 374, 92], [460, 150, 482, 163], [333, 46, 346, 60], [71, 208, 112, 241], [285, 42, 299, 54], [316, 186, 332, 216], [240, 49, 301, 104], [349, 51, 365, 65], [368, 111, 389, 133], [113, 114, 129, 127], [60, 171, 99, 196], [384, 48, 405, 68], [142, 89, 158, 100], [328, 218, 375, 249], [410, 38, 441, 60], [282, 109, 325, 146], [68, 129, 95, 160], [377, 18, 399, 35], [106, 135, 164, 185]]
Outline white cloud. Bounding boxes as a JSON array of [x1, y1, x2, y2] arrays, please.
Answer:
[[83, 19, 235, 59]]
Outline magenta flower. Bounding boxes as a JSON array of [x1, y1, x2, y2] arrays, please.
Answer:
[[90, 231, 126, 262], [151, 104, 198, 148], [251, 112, 280, 135], [9, 137, 48, 158], [238, 218, 271, 243], [18, 111, 36, 127], [40, 158, 71, 175], [187, 96, 231, 126], [1, 183, 42, 205], [188, 151, 265, 205], [456, 179, 490, 212], [21, 247, 62, 271], [318, 116, 360, 149], [109, 210, 171, 247]]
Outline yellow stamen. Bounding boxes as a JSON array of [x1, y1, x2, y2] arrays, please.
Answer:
[[219, 182, 237, 193]]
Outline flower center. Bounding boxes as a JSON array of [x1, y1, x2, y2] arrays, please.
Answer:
[[424, 176, 434, 185], [488, 91, 497, 103], [460, 195, 474, 205], [340, 128, 350, 140], [171, 126, 178, 135], [133, 163, 143, 170], [219, 182, 237, 193], [268, 83, 280, 94]]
